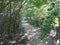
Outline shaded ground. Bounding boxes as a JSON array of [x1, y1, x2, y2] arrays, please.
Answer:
[[22, 20, 45, 45], [22, 20, 56, 45]]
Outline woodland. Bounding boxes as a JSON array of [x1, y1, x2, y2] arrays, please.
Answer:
[[0, 0, 60, 45]]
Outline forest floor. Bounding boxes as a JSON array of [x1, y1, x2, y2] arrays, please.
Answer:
[[22, 20, 56, 45]]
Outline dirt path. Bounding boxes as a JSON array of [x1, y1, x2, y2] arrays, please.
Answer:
[[21, 20, 57, 45], [22, 20, 45, 45]]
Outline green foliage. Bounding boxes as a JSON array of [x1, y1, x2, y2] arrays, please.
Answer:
[[39, 31, 46, 40], [29, 0, 48, 7], [0, 0, 9, 11], [22, 0, 60, 40], [39, 1, 60, 39]]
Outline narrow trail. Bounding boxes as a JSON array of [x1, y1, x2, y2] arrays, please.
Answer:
[[21, 20, 57, 45], [22, 20, 45, 45]]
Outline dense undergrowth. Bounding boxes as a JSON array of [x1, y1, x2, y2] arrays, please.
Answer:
[[0, 0, 27, 45], [21, 0, 60, 40], [0, 0, 60, 45]]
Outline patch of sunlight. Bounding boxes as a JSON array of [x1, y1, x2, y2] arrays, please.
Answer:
[[56, 39, 60, 45], [9, 41, 16, 44], [22, 23, 29, 25], [33, 29, 37, 32], [55, 18, 59, 27], [45, 41, 48, 44], [28, 8, 32, 10], [19, 34, 27, 41], [0, 42, 3, 45], [11, 2, 14, 4], [33, 28, 40, 32], [22, 0, 25, 4], [27, 44, 31, 45], [6, 1, 9, 3], [25, 33, 28, 36], [34, 7, 37, 9], [24, 3, 27, 5], [49, 30, 56, 37], [15, 8, 19, 10], [40, 40, 43, 42], [0, 1, 2, 3], [57, 0, 60, 1]]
